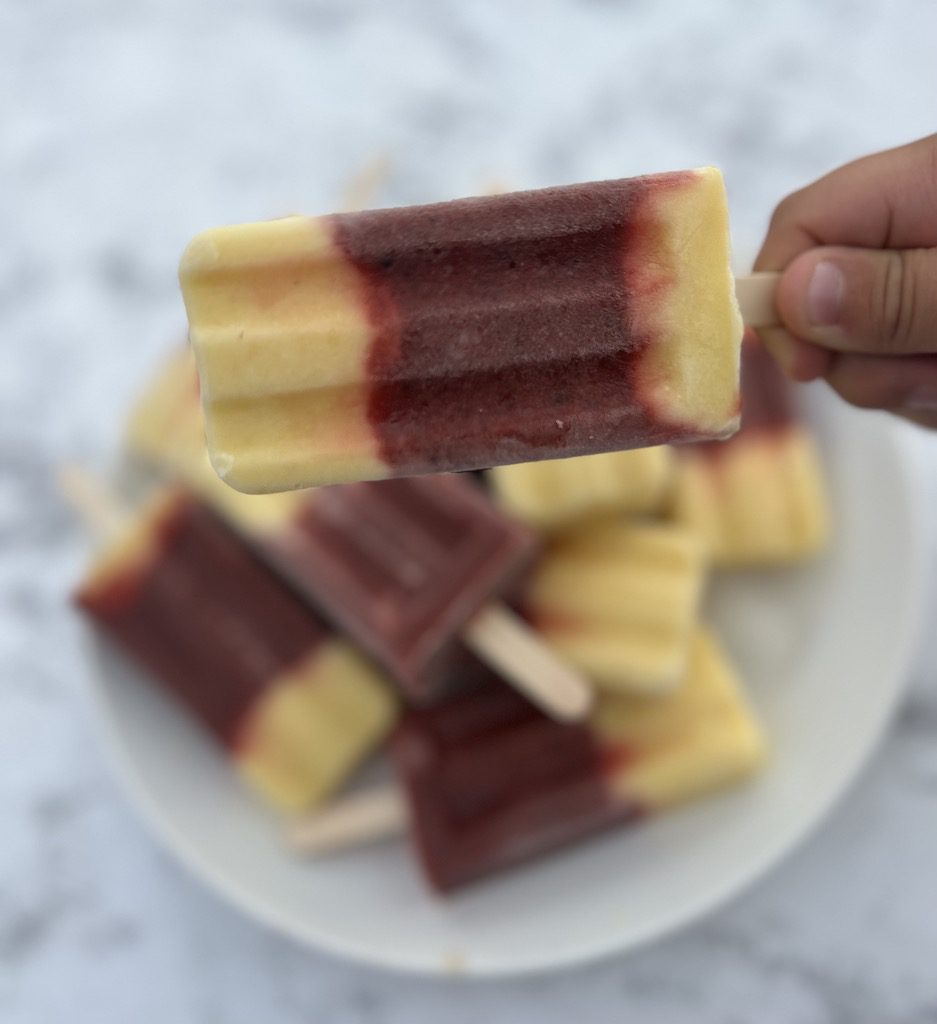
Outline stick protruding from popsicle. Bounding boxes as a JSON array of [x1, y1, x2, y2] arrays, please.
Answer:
[[339, 154, 391, 213], [464, 604, 595, 723], [57, 465, 129, 540], [735, 272, 781, 328], [289, 784, 407, 855]]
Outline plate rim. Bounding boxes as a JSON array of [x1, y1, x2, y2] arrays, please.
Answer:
[[81, 411, 931, 977]]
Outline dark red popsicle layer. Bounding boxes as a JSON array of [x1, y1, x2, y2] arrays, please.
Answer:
[[331, 174, 694, 474], [390, 684, 638, 892], [694, 336, 793, 459], [738, 335, 794, 432], [266, 474, 537, 699], [75, 496, 329, 747]]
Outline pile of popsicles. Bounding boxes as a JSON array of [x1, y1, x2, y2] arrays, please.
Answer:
[[74, 169, 830, 893]]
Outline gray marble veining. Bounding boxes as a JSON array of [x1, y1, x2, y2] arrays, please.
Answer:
[[2, 1, 936, 1020]]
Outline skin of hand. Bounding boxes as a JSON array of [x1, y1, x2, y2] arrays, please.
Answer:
[[754, 134, 937, 428]]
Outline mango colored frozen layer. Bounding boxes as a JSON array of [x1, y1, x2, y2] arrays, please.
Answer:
[[75, 491, 396, 811], [391, 629, 765, 892], [488, 445, 675, 531], [671, 337, 829, 566], [523, 520, 706, 695], [180, 168, 743, 493]]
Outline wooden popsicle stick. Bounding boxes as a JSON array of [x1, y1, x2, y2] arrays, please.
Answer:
[[339, 154, 391, 213], [735, 272, 781, 327], [289, 784, 407, 854], [463, 603, 594, 723], [57, 465, 128, 540]]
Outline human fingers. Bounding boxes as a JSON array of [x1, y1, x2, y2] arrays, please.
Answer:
[[773, 245, 937, 357], [822, 350, 937, 418], [754, 134, 937, 273]]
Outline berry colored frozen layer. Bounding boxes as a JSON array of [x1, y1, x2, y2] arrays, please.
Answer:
[[389, 629, 765, 892], [730, 335, 795, 433], [523, 520, 705, 695], [125, 353, 546, 702], [180, 168, 743, 493], [74, 491, 397, 811], [265, 473, 538, 699], [672, 337, 830, 565]]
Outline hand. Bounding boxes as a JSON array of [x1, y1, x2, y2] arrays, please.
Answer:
[[754, 135, 937, 428]]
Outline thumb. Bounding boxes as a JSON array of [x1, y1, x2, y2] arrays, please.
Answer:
[[774, 245, 937, 355]]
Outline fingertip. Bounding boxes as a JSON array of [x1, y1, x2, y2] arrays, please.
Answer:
[[775, 251, 828, 334]]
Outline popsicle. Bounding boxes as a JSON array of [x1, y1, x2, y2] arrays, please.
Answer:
[[180, 167, 746, 493], [522, 520, 706, 695], [291, 629, 766, 892], [123, 356, 592, 719], [671, 336, 829, 566], [264, 474, 596, 717], [488, 446, 675, 531], [73, 487, 397, 811]]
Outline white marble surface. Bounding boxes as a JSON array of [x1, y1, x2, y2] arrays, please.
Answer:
[[3, 1, 937, 1020]]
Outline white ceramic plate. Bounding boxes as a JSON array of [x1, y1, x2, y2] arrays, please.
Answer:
[[84, 389, 928, 976]]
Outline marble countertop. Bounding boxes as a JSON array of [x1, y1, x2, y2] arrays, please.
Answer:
[[3, 1, 936, 1020]]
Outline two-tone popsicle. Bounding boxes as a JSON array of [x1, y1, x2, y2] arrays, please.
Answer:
[[179, 168, 764, 492], [290, 629, 766, 892], [74, 488, 397, 811]]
